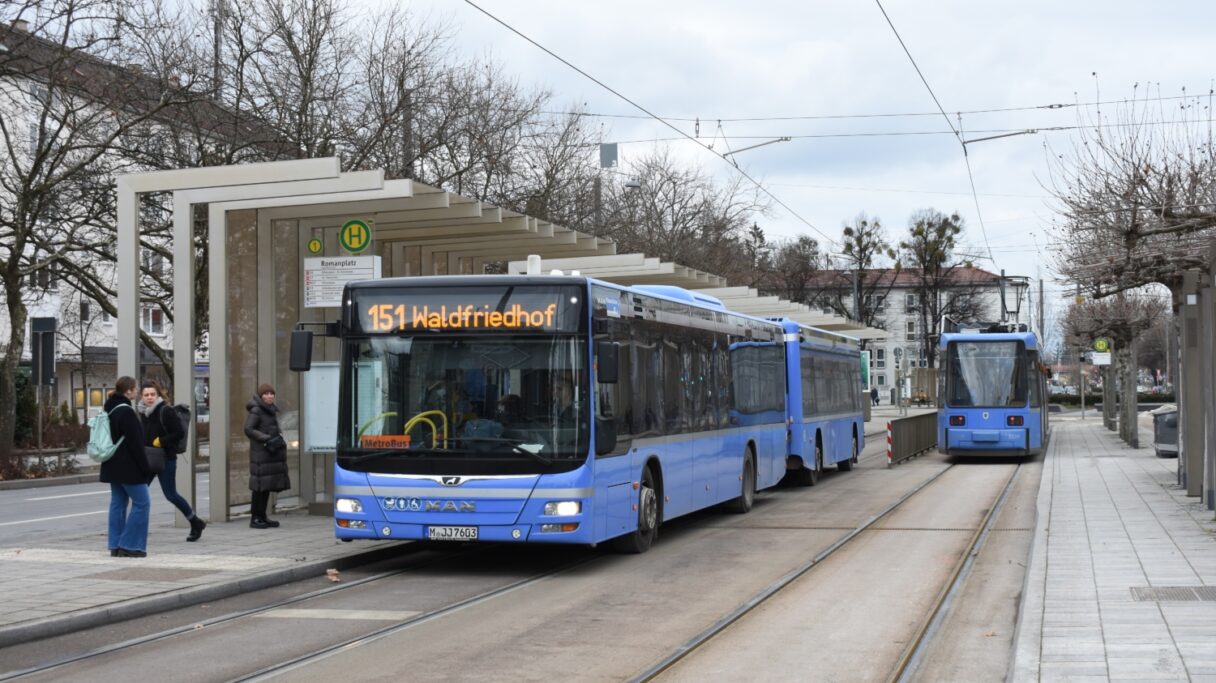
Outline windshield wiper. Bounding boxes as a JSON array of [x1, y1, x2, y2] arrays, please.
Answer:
[[345, 447, 471, 463], [458, 437, 554, 465]]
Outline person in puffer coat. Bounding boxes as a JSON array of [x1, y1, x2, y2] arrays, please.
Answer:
[[101, 376, 151, 557], [244, 383, 290, 529]]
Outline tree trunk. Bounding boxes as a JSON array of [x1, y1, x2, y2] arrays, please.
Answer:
[[1103, 365, 1117, 431], [1123, 342, 1140, 448], [0, 289, 28, 470]]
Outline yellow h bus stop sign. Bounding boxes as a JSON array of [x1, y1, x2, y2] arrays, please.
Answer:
[[339, 219, 372, 254]]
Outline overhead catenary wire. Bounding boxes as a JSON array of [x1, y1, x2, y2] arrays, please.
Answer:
[[460, 0, 839, 247], [540, 93, 1210, 123], [874, 0, 995, 266]]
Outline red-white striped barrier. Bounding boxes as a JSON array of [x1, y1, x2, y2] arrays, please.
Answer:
[[886, 422, 893, 467]]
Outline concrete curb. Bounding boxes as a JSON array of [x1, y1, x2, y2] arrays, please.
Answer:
[[0, 472, 100, 490], [1007, 423, 1054, 681], [0, 540, 408, 649], [0, 463, 212, 491]]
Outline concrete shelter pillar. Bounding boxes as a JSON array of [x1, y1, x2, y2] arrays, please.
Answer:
[[1181, 270, 1203, 497]]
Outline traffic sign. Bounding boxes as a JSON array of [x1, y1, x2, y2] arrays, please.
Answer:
[[1093, 337, 1111, 353], [307, 238, 323, 254], [339, 219, 372, 254]]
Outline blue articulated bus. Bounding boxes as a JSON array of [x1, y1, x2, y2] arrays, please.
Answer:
[[291, 274, 820, 553], [937, 329, 1050, 457], [775, 319, 865, 485]]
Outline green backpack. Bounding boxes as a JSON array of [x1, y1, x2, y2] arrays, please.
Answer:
[[87, 403, 132, 463]]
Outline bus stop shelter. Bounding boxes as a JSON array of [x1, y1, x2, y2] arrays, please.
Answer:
[[116, 158, 884, 523]]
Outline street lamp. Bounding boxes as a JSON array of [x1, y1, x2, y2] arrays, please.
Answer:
[[999, 270, 1030, 326]]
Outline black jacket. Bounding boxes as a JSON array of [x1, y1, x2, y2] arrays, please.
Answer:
[[141, 401, 185, 459], [244, 396, 290, 493], [100, 393, 150, 485]]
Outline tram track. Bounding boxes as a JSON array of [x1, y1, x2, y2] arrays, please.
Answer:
[[0, 539, 598, 675], [630, 461, 1023, 683]]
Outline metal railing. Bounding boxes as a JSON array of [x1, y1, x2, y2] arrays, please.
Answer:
[[886, 412, 938, 467]]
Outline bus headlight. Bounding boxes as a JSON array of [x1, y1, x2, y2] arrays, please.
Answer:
[[544, 501, 581, 516], [335, 498, 363, 513]]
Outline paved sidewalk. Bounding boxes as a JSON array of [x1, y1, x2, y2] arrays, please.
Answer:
[[0, 511, 405, 648], [1013, 416, 1216, 681]]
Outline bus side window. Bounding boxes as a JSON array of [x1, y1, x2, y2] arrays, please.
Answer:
[[596, 319, 633, 455]]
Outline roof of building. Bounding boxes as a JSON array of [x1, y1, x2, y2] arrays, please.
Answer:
[[807, 265, 1003, 289], [0, 22, 294, 158]]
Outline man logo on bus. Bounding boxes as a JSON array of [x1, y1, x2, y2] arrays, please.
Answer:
[[425, 500, 476, 512]]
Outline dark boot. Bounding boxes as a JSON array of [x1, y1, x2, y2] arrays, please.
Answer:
[[250, 517, 271, 529], [187, 516, 207, 542], [262, 516, 280, 528]]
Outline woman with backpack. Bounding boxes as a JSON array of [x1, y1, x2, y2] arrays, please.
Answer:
[[101, 376, 151, 558], [139, 379, 206, 542], [245, 383, 289, 529]]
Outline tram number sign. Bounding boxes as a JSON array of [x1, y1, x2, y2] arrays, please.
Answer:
[[1093, 337, 1112, 353]]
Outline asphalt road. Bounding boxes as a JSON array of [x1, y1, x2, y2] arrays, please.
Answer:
[[0, 474, 211, 546]]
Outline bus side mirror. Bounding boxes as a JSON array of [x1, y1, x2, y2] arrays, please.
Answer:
[[290, 330, 314, 371], [596, 341, 619, 384]]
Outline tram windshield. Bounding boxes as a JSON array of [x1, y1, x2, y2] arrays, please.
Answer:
[[946, 341, 1027, 407], [343, 335, 588, 465]]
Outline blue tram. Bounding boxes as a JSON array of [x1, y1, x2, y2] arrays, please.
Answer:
[[937, 329, 1050, 457]]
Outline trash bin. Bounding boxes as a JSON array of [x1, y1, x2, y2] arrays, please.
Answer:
[[1151, 404, 1178, 458]]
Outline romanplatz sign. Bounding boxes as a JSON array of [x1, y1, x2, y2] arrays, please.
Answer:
[[303, 256, 381, 308]]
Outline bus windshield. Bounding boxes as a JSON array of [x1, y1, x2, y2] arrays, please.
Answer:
[[946, 341, 1027, 407], [343, 335, 588, 466]]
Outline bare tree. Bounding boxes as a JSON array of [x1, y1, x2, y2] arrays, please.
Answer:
[[0, 1, 203, 465], [1049, 88, 1216, 299], [1062, 292, 1166, 445], [599, 148, 770, 279], [815, 214, 901, 328], [899, 209, 989, 366], [763, 235, 822, 304]]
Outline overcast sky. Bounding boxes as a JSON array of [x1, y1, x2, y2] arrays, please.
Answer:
[[402, 0, 1216, 306]]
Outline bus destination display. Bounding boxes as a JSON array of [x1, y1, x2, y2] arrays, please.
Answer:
[[351, 285, 584, 334]]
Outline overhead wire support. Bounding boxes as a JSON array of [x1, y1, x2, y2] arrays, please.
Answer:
[[461, 0, 838, 247], [874, 0, 995, 265]]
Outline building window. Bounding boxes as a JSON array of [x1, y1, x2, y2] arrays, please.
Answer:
[[872, 348, 886, 369], [876, 374, 887, 386], [74, 388, 85, 408], [905, 293, 918, 312], [906, 321, 917, 340], [141, 305, 165, 336], [865, 294, 885, 310], [90, 388, 104, 407]]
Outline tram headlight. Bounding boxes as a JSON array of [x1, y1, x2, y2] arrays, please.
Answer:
[[335, 498, 363, 513], [543, 501, 581, 516]]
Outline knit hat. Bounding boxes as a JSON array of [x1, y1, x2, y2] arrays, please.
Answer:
[[257, 383, 276, 396]]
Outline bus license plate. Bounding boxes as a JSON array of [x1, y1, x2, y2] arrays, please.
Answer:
[[427, 526, 478, 541]]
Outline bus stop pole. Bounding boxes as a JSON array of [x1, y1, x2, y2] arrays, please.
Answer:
[[1080, 354, 1085, 420]]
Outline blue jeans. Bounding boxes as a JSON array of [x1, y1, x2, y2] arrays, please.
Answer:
[[155, 457, 194, 519], [108, 483, 150, 552]]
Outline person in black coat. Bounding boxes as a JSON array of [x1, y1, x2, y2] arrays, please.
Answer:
[[139, 379, 206, 542], [245, 383, 290, 529], [101, 376, 151, 558]]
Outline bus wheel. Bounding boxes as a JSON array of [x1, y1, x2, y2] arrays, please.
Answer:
[[808, 441, 823, 486], [838, 435, 858, 472], [728, 451, 756, 513], [612, 467, 659, 554]]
